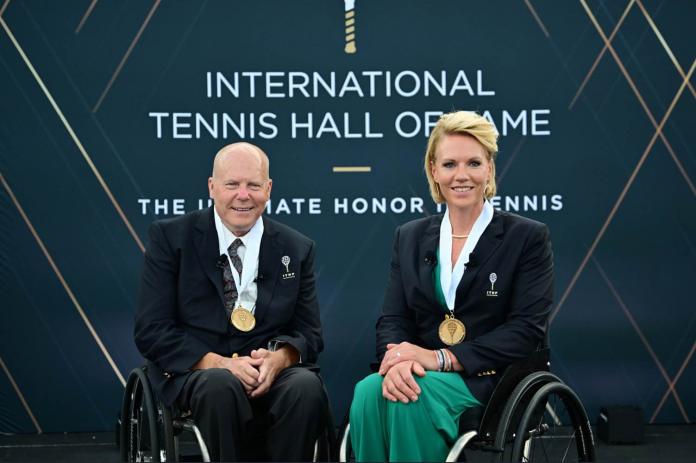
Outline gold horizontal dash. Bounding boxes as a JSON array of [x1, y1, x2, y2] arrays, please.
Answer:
[[333, 166, 372, 173]]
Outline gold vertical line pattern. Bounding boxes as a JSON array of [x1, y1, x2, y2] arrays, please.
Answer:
[[651, 342, 695, 423], [75, 0, 98, 34], [635, 0, 696, 99], [579, 0, 696, 195], [0, 16, 145, 252], [569, 0, 635, 110], [594, 259, 690, 422], [344, 0, 356, 54], [0, 355, 42, 433], [93, 0, 160, 113], [1, 172, 126, 387], [551, 58, 693, 323], [523, 0, 550, 38], [0, 0, 10, 17]]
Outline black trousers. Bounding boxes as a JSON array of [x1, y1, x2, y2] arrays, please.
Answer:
[[177, 366, 328, 462]]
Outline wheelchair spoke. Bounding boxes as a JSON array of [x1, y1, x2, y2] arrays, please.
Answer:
[[512, 382, 594, 462], [526, 393, 577, 461]]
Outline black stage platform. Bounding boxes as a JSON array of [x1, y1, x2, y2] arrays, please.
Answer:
[[1, 425, 694, 462]]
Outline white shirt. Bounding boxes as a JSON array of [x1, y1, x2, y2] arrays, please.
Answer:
[[214, 208, 263, 313], [439, 200, 494, 311]]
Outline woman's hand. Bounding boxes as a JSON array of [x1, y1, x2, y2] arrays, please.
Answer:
[[382, 360, 425, 403], [379, 342, 439, 375]]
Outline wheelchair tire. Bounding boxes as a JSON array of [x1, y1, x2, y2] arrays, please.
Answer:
[[493, 371, 562, 459], [160, 403, 177, 461], [511, 381, 595, 462], [120, 368, 162, 462]]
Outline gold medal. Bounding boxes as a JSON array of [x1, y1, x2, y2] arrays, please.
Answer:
[[438, 314, 466, 346], [230, 306, 256, 332]]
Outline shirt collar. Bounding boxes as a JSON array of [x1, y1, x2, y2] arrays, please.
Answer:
[[213, 207, 264, 256]]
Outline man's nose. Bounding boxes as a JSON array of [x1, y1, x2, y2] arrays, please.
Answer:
[[237, 187, 250, 199]]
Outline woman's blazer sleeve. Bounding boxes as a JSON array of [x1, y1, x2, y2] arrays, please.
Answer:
[[375, 225, 417, 361]]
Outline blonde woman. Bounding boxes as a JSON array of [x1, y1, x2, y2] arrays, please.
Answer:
[[349, 111, 554, 461]]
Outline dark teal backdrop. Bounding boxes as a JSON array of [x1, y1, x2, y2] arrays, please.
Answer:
[[1, 0, 694, 433]]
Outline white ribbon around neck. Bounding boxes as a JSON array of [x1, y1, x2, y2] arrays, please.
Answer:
[[438, 201, 494, 311]]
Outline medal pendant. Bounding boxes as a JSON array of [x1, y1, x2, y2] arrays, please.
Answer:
[[438, 314, 466, 346], [230, 306, 256, 332]]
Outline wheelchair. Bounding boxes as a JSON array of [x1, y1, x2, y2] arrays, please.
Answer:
[[119, 363, 336, 462], [338, 349, 596, 462], [119, 364, 209, 462]]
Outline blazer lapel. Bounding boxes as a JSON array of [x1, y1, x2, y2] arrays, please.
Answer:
[[418, 215, 442, 310], [194, 208, 225, 307], [454, 211, 504, 308], [254, 218, 282, 326]]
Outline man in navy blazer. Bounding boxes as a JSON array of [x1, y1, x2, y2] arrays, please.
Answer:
[[134, 143, 327, 461]]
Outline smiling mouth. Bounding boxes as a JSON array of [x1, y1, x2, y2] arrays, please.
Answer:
[[232, 206, 253, 212], [452, 186, 474, 192]]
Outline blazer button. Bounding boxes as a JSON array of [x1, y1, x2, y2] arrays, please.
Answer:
[[163, 372, 171, 378]]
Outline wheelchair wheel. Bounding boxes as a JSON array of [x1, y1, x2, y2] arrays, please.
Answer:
[[511, 381, 595, 462], [160, 403, 177, 461], [492, 371, 563, 460], [120, 368, 177, 462], [121, 368, 160, 462]]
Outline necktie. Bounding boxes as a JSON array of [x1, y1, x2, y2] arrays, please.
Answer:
[[228, 239, 243, 276], [221, 257, 238, 312], [221, 239, 244, 311]]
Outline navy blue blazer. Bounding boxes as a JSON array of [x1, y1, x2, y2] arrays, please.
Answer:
[[134, 208, 323, 406], [376, 210, 553, 403]]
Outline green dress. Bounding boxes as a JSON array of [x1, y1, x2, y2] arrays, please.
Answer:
[[349, 257, 482, 462]]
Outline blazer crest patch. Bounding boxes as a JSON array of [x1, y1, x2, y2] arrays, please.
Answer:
[[486, 272, 498, 297], [281, 255, 295, 280]]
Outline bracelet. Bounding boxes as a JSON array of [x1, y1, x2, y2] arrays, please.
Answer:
[[446, 349, 452, 372], [437, 349, 452, 372], [435, 349, 444, 371]]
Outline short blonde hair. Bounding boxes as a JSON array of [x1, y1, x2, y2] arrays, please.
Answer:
[[424, 111, 499, 203]]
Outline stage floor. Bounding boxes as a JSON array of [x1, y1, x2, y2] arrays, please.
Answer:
[[1, 425, 694, 462]]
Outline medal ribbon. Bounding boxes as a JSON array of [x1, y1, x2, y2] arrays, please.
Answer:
[[438, 201, 494, 311]]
